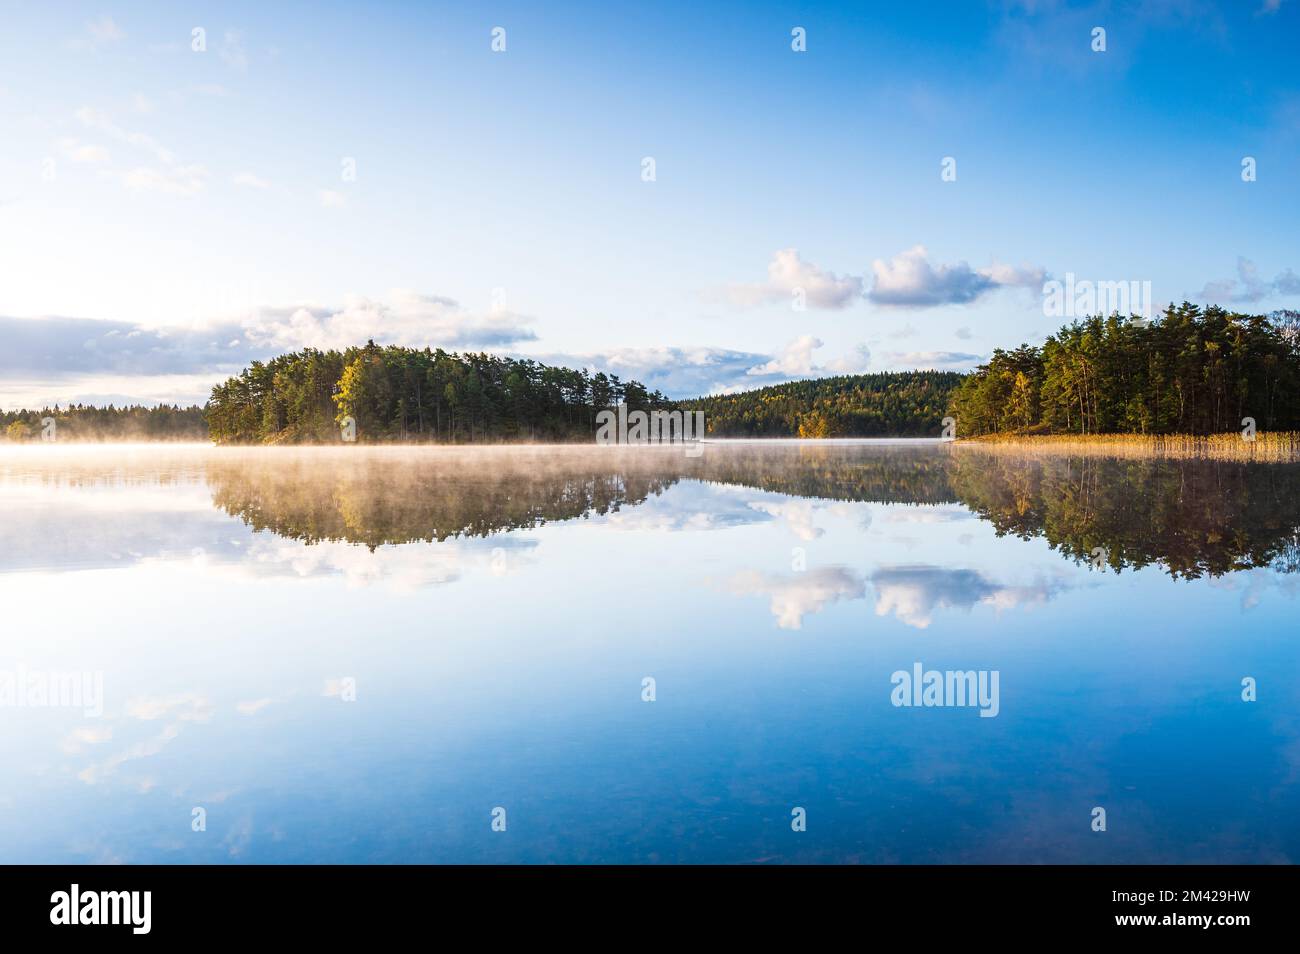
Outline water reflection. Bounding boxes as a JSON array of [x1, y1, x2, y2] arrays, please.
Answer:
[[0, 442, 1296, 864], [207, 447, 682, 548], [191, 444, 1300, 579], [947, 452, 1300, 578]]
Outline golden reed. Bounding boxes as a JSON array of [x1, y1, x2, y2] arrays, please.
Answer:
[[954, 432, 1300, 463]]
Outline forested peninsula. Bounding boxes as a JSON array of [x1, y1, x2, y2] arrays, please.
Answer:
[[949, 305, 1300, 436], [205, 343, 674, 444]]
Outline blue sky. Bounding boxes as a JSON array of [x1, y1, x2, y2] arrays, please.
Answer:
[[1, 0, 1297, 406]]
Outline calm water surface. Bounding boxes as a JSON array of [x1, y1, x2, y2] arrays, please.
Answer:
[[0, 440, 1296, 863]]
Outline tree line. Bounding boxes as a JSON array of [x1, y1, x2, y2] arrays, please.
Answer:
[[18, 304, 1297, 445], [1, 404, 207, 442], [947, 305, 1300, 436], [205, 341, 672, 444], [678, 371, 964, 437]]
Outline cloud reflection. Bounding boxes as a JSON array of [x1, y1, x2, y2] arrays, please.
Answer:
[[870, 565, 1071, 629], [724, 566, 867, 629]]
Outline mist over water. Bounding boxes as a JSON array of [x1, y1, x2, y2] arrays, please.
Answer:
[[0, 440, 1296, 862]]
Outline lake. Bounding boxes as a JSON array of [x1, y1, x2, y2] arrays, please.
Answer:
[[0, 440, 1296, 863]]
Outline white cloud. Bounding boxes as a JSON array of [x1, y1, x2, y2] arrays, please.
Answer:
[[747, 336, 871, 379], [74, 106, 174, 164], [3, 308, 873, 406], [219, 30, 249, 71], [538, 337, 872, 399], [1198, 257, 1300, 305], [746, 335, 824, 376], [0, 371, 227, 410], [880, 350, 982, 370], [59, 139, 110, 164], [74, 145, 111, 163], [121, 164, 209, 197], [823, 343, 874, 374], [534, 345, 772, 398], [242, 290, 536, 352], [723, 248, 864, 309], [187, 83, 230, 98], [318, 189, 346, 208], [71, 107, 210, 200], [868, 244, 1046, 307], [0, 292, 538, 400], [84, 16, 125, 46], [73, 106, 212, 197], [233, 172, 271, 189]]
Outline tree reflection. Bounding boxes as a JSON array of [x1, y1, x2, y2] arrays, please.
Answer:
[[205, 445, 1300, 577], [947, 451, 1300, 579]]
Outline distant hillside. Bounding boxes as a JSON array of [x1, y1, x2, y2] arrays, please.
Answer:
[[677, 371, 965, 438], [2, 404, 207, 442]]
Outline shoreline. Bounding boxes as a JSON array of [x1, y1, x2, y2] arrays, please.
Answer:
[[954, 432, 1300, 462]]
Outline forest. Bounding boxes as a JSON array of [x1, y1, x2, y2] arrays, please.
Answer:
[[678, 371, 963, 437], [205, 341, 673, 444], [11, 303, 1297, 445], [1, 404, 207, 442], [947, 304, 1300, 436]]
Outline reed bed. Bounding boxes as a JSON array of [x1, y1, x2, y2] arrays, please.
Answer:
[[954, 431, 1300, 462]]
